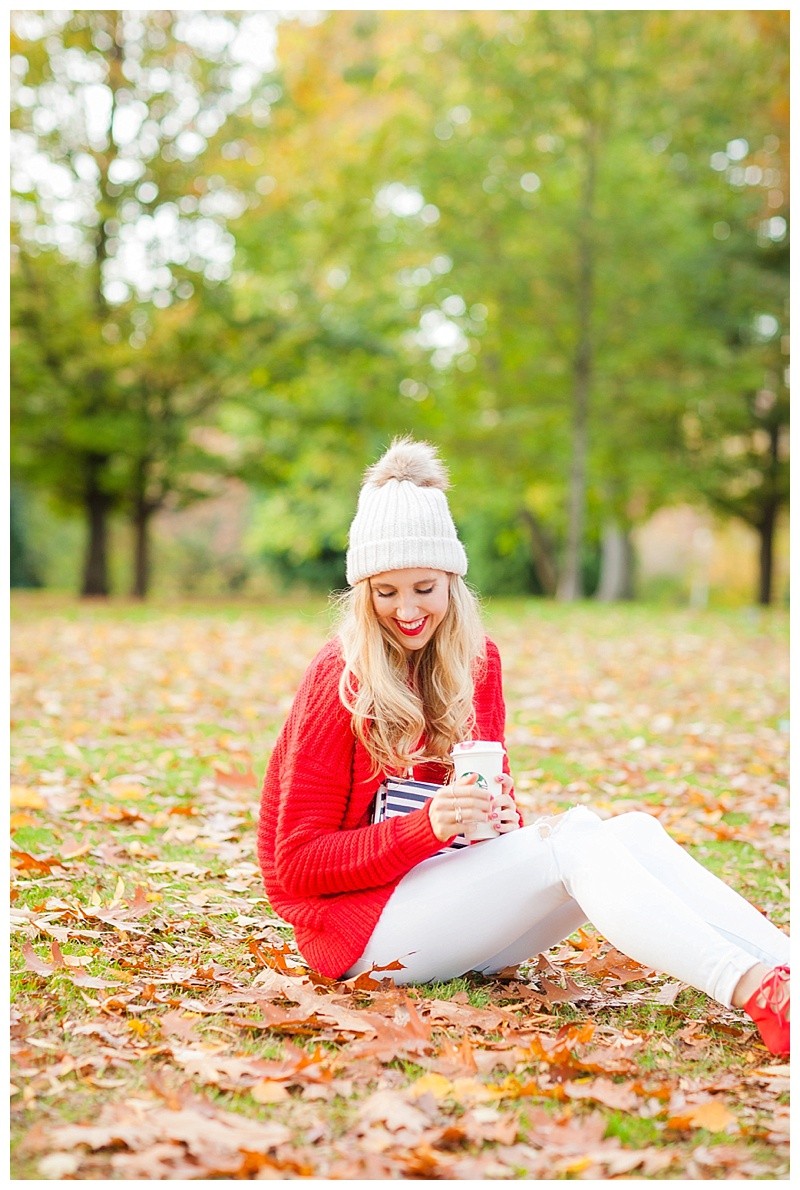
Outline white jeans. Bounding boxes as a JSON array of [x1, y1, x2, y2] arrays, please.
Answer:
[[345, 808, 790, 1007]]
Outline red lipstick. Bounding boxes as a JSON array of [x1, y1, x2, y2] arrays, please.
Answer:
[[394, 616, 428, 637]]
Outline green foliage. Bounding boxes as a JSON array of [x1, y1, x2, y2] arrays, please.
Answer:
[[10, 10, 277, 595], [458, 509, 541, 598], [10, 10, 789, 601], [10, 485, 44, 589]]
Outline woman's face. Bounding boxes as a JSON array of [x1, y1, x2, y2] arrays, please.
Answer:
[[369, 568, 450, 653]]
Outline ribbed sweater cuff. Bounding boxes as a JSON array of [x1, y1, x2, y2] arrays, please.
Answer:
[[394, 801, 451, 859]]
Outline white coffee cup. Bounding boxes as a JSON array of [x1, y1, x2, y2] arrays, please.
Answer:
[[451, 740, 505, 840]]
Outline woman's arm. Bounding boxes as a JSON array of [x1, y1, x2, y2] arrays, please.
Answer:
[[268, 649, 446, 898], [276, 808, 447, 898]]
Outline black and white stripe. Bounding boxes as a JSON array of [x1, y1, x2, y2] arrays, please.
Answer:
[[372, 777, 468, 852]]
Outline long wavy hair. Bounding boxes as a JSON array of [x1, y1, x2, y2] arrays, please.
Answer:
[[335, 573, 486, 776]]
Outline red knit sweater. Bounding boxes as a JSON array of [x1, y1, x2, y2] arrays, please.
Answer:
[[257, 636, 512, 979]]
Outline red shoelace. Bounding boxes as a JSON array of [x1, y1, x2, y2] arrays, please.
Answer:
[[743, 965, 790, 1056]]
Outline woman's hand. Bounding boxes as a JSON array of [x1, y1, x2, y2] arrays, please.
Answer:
[[490, 773, 521, 834], [428, 773, 491, 843]]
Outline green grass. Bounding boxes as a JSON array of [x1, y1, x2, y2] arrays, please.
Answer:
[[603, 1110, 664, 1148], [416, 975, 494, 1007]]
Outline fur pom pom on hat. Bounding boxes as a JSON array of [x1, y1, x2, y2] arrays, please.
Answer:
[[346, 437, 468, 585]]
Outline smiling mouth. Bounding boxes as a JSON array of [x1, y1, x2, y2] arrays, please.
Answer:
[[394, 616, 428, 637]]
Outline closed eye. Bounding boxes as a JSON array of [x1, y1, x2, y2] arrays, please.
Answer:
[[374, 586, 434, 598]]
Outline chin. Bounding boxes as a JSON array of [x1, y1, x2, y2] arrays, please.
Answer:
[[394, 627, 436, 652]]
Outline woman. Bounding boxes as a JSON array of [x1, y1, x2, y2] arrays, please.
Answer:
[[257, 438, 790, 1057]]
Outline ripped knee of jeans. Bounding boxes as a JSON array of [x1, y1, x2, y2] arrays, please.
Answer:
[[531, 814, 560, 839], [530, 804, 600, 840]]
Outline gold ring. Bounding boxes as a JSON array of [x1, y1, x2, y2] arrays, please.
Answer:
[[454, 802, 463, 825]]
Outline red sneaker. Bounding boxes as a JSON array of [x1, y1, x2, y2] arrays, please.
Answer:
[[743, 965, 790, 1057]]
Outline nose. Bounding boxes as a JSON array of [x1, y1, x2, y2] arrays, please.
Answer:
[[396, 594, 421, 620]]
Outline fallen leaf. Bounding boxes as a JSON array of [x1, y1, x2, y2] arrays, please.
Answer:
[[68, 972, 122, 989], [22, 942, 57, 976], [357, 1089, 431, 1134], [213, 764, 258, 788], [123, 885, 154, 917], [250, 1080, 290, 1103], [10, 785, 46, 809], [405, 1071, 454, 1100], [21, 1094, 293, 1178], [108, 784, 149, 801], [667, 1099, 737, 1132], [10, 811, 38, 831], [37, 1152, 82, 1178], [564, 1075, 640, 1110], [157, 1011, 203, 1043], [169, 1045, 308, 1091], [12, 851, 61, 874]]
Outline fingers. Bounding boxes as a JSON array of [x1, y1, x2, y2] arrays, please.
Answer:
[[449, 775, 492, 814], [450, 786, 491, 825], [490, 774, 520, 834], [429, 772, 518, 843], [492, 806, 521, 834], [450, 773, 488, 800], [490, 777, 515, 811], [428, 782, 486, 843]]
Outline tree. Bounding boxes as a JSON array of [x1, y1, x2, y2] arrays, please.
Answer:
[[10, 244, 128, 595], [117, 291, 242, 598], [658, 9, 789, 604], [681, 224, 788, 604], [217, 10, 459, 575], [10, 8, 275, 594], [342, 8, 789, 602], [13, 9, 786, 603], [351, 9, 690, 597]]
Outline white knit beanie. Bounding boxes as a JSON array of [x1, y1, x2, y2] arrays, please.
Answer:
[[346, 437, 468, 585]]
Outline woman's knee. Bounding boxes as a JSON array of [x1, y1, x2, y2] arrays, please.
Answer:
[[529, 805, 603, 840], [602, 810, 667, 845]]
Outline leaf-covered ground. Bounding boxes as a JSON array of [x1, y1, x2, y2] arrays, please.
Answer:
[[10, 594, 789, 1179]]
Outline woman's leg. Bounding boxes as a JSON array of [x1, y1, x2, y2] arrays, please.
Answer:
[[600, 811, 789, 968], [527, 808, 785, 1006], [346, 816, 588, 985], [346, 807, 788, 1006], [474, 810, 789, 981]]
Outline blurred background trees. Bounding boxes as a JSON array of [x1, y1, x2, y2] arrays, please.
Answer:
[[10, 9, 789, 605]]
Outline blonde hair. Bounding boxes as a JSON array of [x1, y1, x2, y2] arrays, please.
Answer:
[[335, 574, 486, 776]]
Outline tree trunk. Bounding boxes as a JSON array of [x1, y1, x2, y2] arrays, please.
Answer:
[[130, 454, 159, 599], [518, 507, 559, 596], [131, 503, 151, 599], [756, 419, 782, 606], [595, 520, 634, 601], [757, 502, 777, 606], [557, 116, 597, 602], [81, 454, 111, 597]]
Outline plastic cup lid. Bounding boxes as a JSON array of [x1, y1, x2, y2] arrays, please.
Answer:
[[451, 740, 504, 755]]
